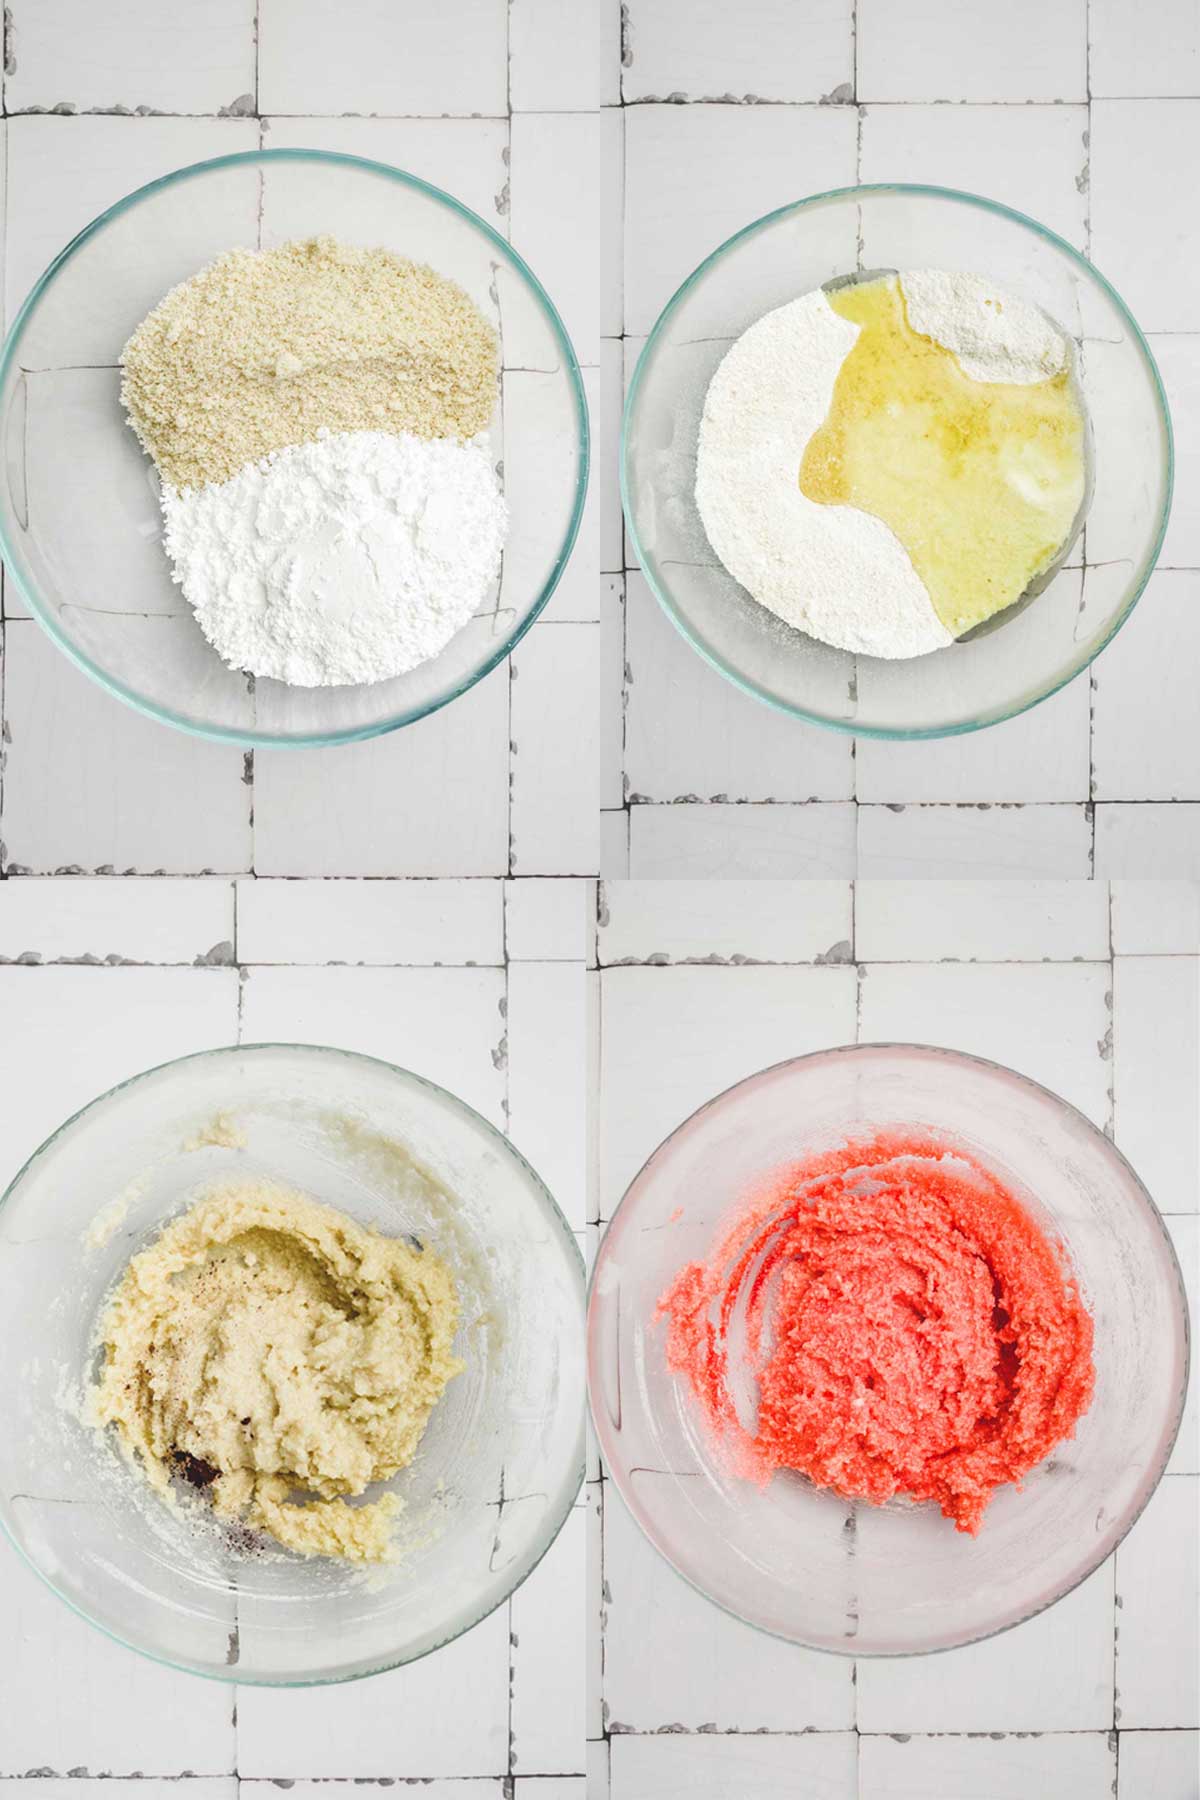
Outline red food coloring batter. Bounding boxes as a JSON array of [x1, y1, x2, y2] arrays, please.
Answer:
[[655, 1129, 1095, 1534]]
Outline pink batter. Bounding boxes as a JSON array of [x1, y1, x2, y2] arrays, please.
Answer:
[[656, 1130, 1095, 1534]]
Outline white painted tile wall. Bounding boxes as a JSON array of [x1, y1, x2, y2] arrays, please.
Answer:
[[609, 0, 1200, 880], [592, 879, 1200, 1799]]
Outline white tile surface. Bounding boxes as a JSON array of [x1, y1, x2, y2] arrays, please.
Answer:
[[0, 964, 237, 1188], [235, 877, 504, 965], [509, 113, 603, 367], [599, 961, 856, 1214], [599, 878, 852, 964], [621, 0, 852, 104], [630, 802, 859, 877], [243, 1786, 503, 1800], [600, 809, 631, 878], [859, 104, 1089, 250], [1111, 881, 1200, 953], [1115, 1477, 1200, 1728], [0, 1545, 235, 1774], [4, 9, 1200, 1796], [859, 1733, 1116, 1799], [505, 878, 588, 962], [508, 960, 588, 1227], [1093, 573, 1200, 800], [510, 0, 602, 110], [2, 624, 252, 875], [1091, 0, 1200, 97], [855, 679, 1091, 804], [511, 1505, 586, 1775], [856, 1564, 1115, 1732], [624, 574, 853, 804], [603, 1491, 854, 1731], [236, 1604, 511, 1776], [622, 104, 856, 335], [7, 0, 256, 113], [1117, 1730, 1200, 1798], [0, 877, 233, 964], [510, 623, 601, 876], [596, 339, 624, 575], [1113, 955, 1199, 1211], [1094, 805, 1200, 878], [263, 115, 511, 234], [610, 1732, 859, 1799], [256, 0, 508, 116], [5, 116, 259, 327], [1153, 336, 1200, 569], [598, 107, 624, 339], [239, 963, 507, 1126], [857, 803, 1094, 879], [857, 959, 1111, 1125], [599, 576, 626, 813], [858, 0, 1087, 100], [252, 666, 510, 877], [1090, 101, 1200, 334], [7, 1787, 234, 1800], [854, 879, 1111, 962]]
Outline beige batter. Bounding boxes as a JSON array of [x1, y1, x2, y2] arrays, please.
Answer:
[[92, 1180, 462, 1563]]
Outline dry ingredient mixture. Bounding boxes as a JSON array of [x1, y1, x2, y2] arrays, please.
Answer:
[[92, 1179, 462, 1563], [121, 235, 506, 687], [695, 270, 1087, 660], [656, 1130, 1095, 1535]]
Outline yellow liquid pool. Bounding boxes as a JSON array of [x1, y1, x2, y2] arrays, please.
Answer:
[[799, 276, 1086, 639]]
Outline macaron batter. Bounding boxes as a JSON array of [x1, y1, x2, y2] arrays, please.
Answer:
[[656, 1129, 1095, 1534]]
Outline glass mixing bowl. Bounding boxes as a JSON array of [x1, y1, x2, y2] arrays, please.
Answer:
[[588, 1043, 1188, 1656], [0, 1043, 585, 1684], [622, 184, 1172, 738], [0, 149, 588, 746]]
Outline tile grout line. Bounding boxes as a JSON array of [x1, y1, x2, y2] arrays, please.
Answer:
[[1085, 0, 1098, 882], [498, 0, 516, 1719]]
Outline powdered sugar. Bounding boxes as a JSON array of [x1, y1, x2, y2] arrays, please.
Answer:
[[161, 429, 508, 688]]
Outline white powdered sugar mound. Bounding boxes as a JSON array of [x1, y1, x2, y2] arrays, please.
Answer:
[[695, 290, 954, 661], [162, 429, 508, 687]]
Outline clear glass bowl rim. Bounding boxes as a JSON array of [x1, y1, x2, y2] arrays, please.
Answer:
[[620, 181, 1175, 741], [0, 146, 591, 749], [0, 1039, 587, 1687], [587, 1038, 1191, 1658]]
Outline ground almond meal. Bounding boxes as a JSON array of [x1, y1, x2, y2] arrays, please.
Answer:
[[121, 235, 498, 488]]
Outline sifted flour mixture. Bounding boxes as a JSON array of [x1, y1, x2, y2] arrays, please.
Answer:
[[695, 269, 1086, 659], [162, 429, 508, 687]]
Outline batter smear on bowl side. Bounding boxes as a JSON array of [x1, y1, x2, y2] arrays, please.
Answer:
[[92, 1180, 462, 1563], [656, 1130, 1095, 1534]]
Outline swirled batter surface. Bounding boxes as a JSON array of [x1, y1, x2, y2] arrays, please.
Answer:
[[93, 1180, 462, 1562], [657, 1131, 1094, 1534]]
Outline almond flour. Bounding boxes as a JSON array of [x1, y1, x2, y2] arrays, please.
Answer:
[[121, 235, 498, 489]]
